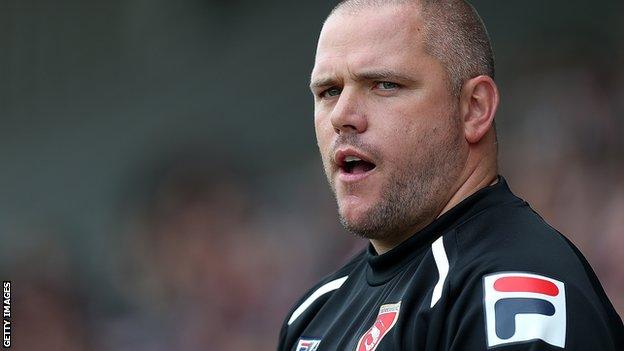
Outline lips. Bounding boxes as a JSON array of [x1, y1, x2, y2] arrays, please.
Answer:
[[334, 148, 377, 181]]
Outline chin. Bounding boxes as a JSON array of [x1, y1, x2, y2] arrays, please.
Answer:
[[338, 204, 383, 240], [337, 195, 372, 226]]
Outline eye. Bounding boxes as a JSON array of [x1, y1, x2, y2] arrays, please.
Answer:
[[320, 87, 342, 98], [376, 81, 400, 90]]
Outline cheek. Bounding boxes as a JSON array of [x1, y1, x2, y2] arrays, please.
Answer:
[[375, 108, 422, 153], [315, 104, 336, 132], [314, 113, 334, 157], [376, 108, 454, 166]]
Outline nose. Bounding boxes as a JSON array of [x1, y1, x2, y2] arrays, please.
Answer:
[[330, 89, 368, 135]]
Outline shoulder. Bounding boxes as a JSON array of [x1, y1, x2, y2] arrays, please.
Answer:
[[442, 200, 623, 349], [277, 249, 367, 349], [451, 199, 587, 280], [281, 249, 366, 326]]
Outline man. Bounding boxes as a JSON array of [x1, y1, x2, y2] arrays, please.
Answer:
[[278, 0, 624, 350]]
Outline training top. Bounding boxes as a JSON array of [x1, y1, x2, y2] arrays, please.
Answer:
[[277, 176, 624, 350]]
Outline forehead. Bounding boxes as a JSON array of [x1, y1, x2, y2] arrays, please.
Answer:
[[313, 5, 427, 79]]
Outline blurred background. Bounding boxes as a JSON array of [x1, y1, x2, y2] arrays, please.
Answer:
[[1, 0, 622, 350]]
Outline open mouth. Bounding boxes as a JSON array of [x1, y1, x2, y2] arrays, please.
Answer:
[[340, 155, 377, 175]]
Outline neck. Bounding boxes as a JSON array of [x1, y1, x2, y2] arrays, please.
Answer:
[[438, 157, 498, 217]]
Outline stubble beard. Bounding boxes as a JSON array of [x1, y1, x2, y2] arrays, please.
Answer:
[[328, 115, 464, 244]]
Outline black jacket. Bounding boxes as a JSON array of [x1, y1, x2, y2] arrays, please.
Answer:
[[278, 177, 623, 350]]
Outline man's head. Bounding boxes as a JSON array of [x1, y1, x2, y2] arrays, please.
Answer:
[[311, 0, 499, 250]]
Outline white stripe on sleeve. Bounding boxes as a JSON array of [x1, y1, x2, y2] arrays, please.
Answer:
[[287, 275, 348, 325]]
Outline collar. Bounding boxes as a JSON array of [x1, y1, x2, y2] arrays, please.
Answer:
[[366, 175, 521, 286]]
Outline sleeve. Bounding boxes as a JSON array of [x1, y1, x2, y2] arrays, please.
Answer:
[[274, 279, 322, 351], [441, 271, 623, 351]]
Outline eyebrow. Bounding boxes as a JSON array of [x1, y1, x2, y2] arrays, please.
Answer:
[[309, 75, 339, 90], [309, 69, 417, 90]]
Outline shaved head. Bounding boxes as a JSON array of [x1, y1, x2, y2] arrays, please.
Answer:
[[329, 0, 495, 96]]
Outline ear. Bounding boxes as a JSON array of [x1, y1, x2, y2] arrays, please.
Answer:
[[459, 75, 499, 144]]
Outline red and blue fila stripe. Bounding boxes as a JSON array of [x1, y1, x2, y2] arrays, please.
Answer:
[[484, 272, 566, 348]]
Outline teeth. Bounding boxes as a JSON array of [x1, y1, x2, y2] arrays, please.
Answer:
[[345, 156, 362, 162]]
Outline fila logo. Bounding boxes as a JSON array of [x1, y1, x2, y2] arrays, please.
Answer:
[[356, 301, 401, 351], [295, 338, 320, 351], [483, 272, 566, 348]]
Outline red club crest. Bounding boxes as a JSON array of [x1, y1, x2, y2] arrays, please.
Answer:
[[356, 301, 401, 351]]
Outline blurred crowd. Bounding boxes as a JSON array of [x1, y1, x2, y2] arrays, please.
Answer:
[[3, 51, 623, 351], [4, 153, 361, 351]]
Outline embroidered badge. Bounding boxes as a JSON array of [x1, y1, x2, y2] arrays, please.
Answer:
[[356, 301, 401, 351], [483, 272, 566, 348]]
